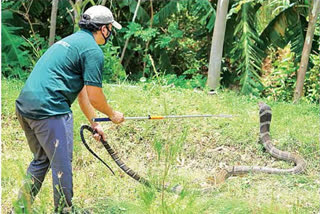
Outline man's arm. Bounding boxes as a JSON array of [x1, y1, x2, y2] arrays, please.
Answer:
[[78, 85, 98, 123], [85, 85, 124, 123], [78, 85, 124, 141], [84, 85, 114, 118], [78, 85, 124, 123]]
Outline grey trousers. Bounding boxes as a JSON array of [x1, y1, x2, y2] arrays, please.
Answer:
[[16, 108, 73, 211]]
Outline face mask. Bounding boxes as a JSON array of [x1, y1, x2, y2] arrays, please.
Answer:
[[102, 26, 112, 45]]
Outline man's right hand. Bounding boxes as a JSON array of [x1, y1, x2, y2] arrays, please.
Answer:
[[110, 110, 124, 124]]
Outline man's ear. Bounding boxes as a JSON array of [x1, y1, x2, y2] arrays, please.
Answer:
[[101, 25, 107, 33]]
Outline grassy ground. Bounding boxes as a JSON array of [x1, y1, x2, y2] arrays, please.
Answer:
[[2, 79, 319, 213]]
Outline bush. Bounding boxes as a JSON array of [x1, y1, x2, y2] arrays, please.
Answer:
[[303, 53, 320, 103], [101, 41, 127, 83], [163, 74, 207, 89], [262, 45, 319, 103], [262, 46, 298, 102]]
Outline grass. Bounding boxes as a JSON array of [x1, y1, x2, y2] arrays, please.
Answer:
[[1, 78, 319, 213]]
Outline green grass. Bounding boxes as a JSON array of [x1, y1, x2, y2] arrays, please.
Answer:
[[2, 79, 319, 213]]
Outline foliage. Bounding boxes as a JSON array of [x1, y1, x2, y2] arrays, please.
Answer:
[[262, 44, 319, 103], [2, 5, 30, 79], [119, 1, 211, 85], [1, 0, 51, 79], [259, 1, 309, 63], [116, 0, 217, 89], [152, 0, 180, 26], [154, 21, 198, 76], [262, 46, 298, 102], [1, 0, 319, 101], [162, 74, 207, 89], [304, 53, 320, 103], [101, 41, 126, 82]]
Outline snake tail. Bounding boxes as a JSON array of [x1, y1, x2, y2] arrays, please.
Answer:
[[80, 125, 151, 187]]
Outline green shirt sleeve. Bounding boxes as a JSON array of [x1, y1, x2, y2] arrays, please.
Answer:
[[82, 48, 104, 88]]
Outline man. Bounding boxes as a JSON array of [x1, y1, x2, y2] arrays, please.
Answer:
[[15, 5, 124, 213]]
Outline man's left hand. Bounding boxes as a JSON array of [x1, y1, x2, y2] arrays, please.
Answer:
[[91, 123, 106, 142]]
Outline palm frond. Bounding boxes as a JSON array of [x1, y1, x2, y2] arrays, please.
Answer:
[[230, 2, 265, 96], [190, 0, 213, 16]]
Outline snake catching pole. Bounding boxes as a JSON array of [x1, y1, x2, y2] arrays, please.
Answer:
[[92, 114, 233, 122]]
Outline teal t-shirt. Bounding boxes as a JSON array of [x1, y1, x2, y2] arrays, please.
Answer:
[[16, 29, 104, 119]]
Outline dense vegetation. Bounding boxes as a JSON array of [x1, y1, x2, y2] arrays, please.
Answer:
[[2, 0, 319, 102]]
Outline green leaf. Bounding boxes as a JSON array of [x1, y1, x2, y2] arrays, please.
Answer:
[[168, 22, 183, 38], [155, 35, 172, 48], [206, 12, 216, 32], [136, 27, 158, 42], [123, 22, 143, 39]]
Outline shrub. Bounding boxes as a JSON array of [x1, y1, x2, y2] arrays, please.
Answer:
[[262, 46, 298, 102], [101, 41, 126, 83], [262, 45, 319, 103]]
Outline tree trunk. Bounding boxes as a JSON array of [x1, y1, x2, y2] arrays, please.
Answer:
[[49, 0, 59, 46], [120, 0, 141, 64], [293, 0, 320, 102], [207, 0, 229, 91]]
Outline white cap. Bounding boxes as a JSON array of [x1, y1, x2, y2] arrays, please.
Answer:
[[83, 5, 122, 29]]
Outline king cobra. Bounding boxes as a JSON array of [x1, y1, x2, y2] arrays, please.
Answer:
[[215, 102, 307, 184]]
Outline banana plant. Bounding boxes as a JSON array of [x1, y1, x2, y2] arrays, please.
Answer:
[[259, 0, 310, 63]]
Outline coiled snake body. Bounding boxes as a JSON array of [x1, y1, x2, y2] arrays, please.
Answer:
[[215, 102, 307, 183]]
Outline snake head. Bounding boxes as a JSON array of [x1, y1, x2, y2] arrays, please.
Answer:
[[258, 102, 271, 113], [258, 102, 265, 108], [207, 169, 229, 186], [258, 102, 268, 109]]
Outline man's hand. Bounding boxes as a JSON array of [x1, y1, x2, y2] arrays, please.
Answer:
[[110, 110, 124, 124], [91, 123, 106, 142]]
